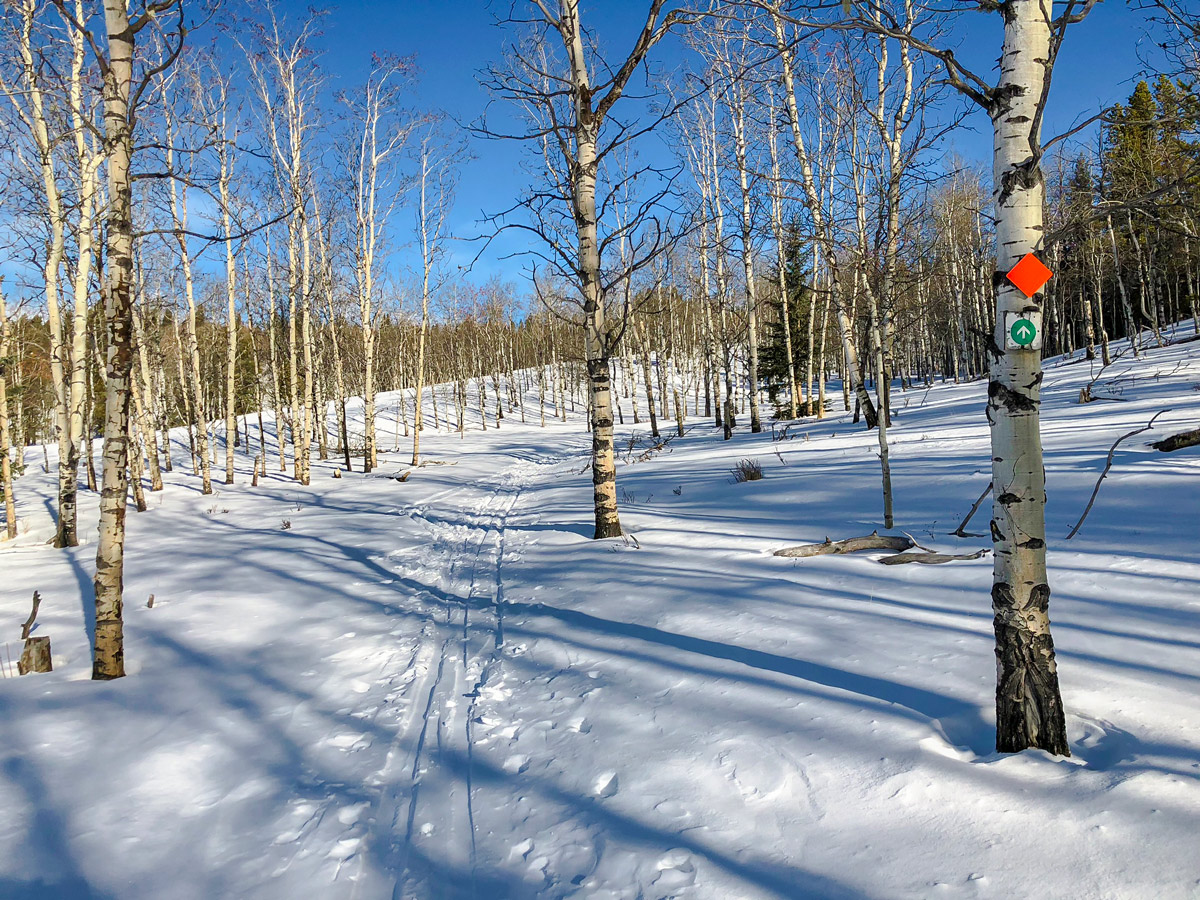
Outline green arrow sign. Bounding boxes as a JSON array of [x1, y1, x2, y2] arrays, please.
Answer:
[[1010, 318, 1036, 347]]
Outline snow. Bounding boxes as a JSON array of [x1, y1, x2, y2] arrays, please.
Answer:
[[2, 328, 1199, 899]]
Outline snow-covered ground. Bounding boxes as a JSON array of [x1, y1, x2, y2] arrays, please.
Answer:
[[2, 328, 1199, 900]]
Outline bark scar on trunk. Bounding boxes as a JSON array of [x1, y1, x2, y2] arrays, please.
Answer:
[[989, 380, 1037, 413], [991, 583, 1069, 755], [997, 157, 1041, 206]]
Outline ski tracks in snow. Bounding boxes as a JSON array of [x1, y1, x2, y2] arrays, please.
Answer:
[[358, 451, 549, 900]]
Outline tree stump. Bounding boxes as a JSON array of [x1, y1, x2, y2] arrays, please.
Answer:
[[18, 636, 51, 674]]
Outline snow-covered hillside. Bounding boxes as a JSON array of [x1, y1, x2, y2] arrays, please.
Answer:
[[2, 329, 1199, 900]]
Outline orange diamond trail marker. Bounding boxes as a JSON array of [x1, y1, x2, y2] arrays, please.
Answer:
[[1006, 252, 1053, 298]]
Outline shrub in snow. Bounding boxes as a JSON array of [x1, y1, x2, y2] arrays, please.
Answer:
[[731, 458, 763, 483]]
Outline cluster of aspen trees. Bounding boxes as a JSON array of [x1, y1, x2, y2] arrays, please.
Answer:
[[0, 0, 1196, 750]]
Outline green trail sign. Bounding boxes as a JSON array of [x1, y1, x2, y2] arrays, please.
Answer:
[[1003, 311, 1043, 351], [1011, 318, 1036, 346]]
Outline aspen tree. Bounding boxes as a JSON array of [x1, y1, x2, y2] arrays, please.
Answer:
[[57, 0, 189, 680], [248, 9, 321, 484], [263, 231, 287, 472], [769, 7, 878, 428], [209, 70, 240, 486], [130, 252, 162, 491], [412, 124, 460, 467], [343, 56, 414, 473], [714, 24, 764, 432], [766, 87, 800, 419], [0, 281, 16, 540], [487, 0, 692, 538], [163, 85, 212, 495], [770, 0, 1101, 754], [1, 0, 102, 546]]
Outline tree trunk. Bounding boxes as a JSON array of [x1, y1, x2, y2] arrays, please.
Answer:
[[635, 317, 659, 439], [130, 304, 162, 491], [92, 0, 141, 680], [0, 286, 16, 539], [987, 0, 1068, 755], [221, 137, 238, 486]]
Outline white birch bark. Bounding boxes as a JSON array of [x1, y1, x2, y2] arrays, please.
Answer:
[[0, 283, 16, 540], [986, 0, 1069, 755]]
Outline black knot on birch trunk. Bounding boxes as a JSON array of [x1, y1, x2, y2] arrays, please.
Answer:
[[1027, 583, 1051, 613], [996, 156, 1042, 206], [989, 380, 1037, 412]]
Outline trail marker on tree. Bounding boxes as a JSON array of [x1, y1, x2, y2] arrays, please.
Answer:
[[1004, 311, 1043, 351], [1004, 253, 1049, 351], [1006, 252, 1053, 298]]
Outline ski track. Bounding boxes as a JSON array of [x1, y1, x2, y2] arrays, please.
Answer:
[[368, 450, 558, 900]]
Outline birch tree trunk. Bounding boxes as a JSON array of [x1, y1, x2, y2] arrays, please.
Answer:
[[164, 99, 212, 496], [767, 90, 799, 420], [92, 0, 142, 680], [298, 215, 314, 485], [0, 284, 16, 540], [771, 10, 877, 428], [634, 317, 660, 439], [217, 92, 239, 487], [556, 0, 679, 538], [729, 74, 762, 433], [413, 138, 436, 466], [4, 0, 96, 547], [987, 0, 1069, 755], [130, 263, 162, 491]]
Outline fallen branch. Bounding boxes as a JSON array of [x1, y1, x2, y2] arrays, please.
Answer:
[[878, 549, 990, 566], [951, 482, 992, 538], [20, 591, 41, 640], [1066, 409, 1171, 539], [773, 532, 914, 558], [1150, 427, 1200, 453]]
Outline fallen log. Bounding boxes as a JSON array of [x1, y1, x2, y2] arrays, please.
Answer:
[[878, 549, 990, 566], [1151, 427, 1200, 453], [773, 532, 914, 558]]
